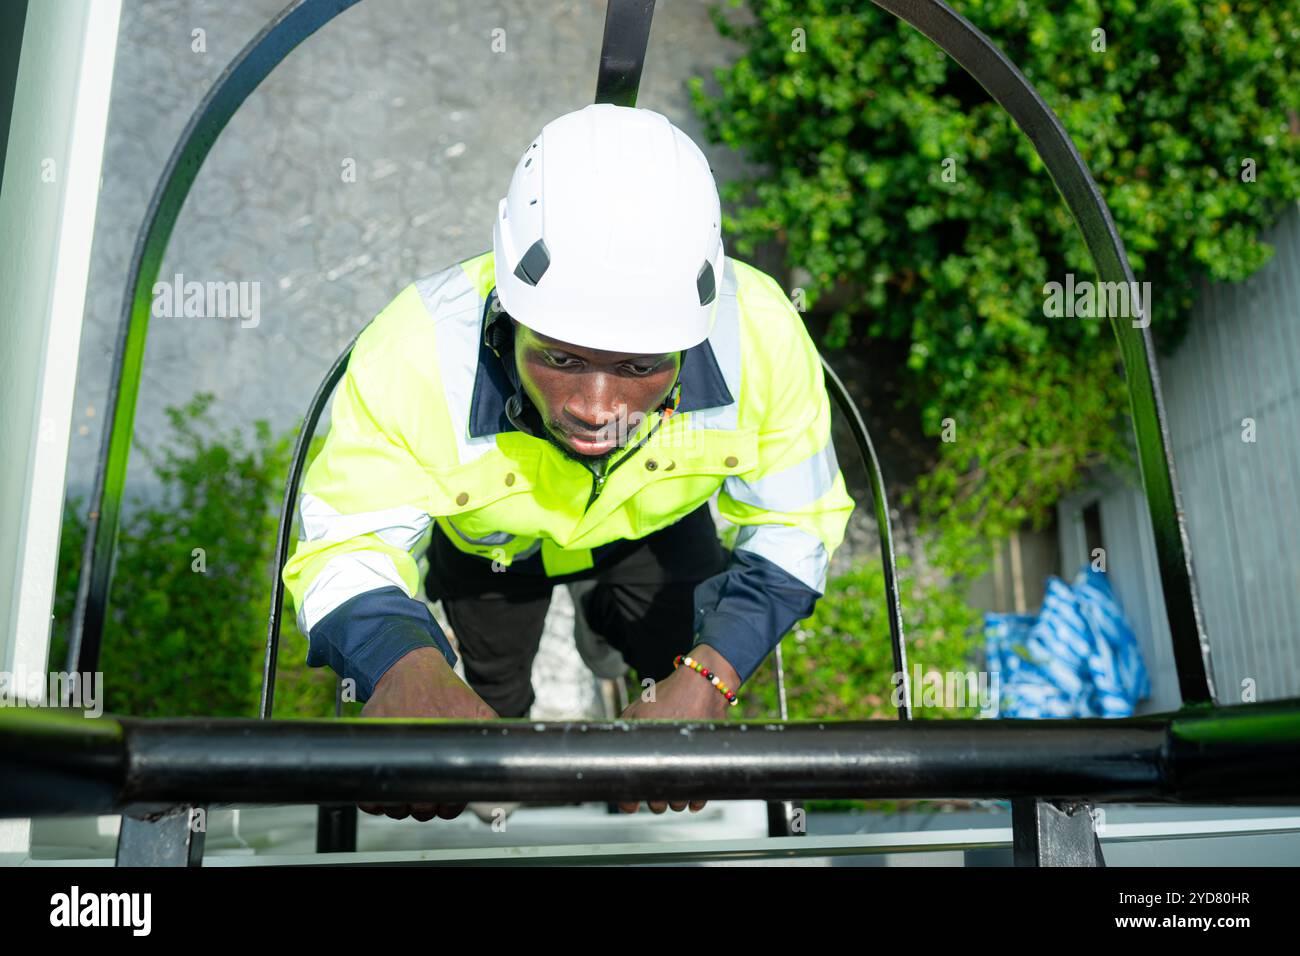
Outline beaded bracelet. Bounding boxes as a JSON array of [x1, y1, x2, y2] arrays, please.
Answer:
[[673, 654, 739, 707]]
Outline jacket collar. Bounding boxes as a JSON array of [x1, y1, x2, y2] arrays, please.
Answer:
[[468, 288, 735, 439]]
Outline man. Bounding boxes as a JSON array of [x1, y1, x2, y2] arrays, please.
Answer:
[[282, 104, 855, 822]]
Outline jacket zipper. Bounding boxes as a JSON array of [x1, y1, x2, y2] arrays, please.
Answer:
[[580, 404, 674, 515], [583, 470, 607, 513]]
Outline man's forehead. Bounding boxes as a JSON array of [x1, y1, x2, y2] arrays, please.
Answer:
[[521, 323, 671, 362]]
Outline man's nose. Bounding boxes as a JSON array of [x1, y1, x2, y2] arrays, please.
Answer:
[[565, 375, 621, 430]]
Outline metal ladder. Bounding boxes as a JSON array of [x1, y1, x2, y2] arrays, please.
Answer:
[[80, 0, 1211, 868]]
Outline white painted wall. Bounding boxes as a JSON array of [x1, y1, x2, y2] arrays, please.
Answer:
[[0, 0, 122, 858]]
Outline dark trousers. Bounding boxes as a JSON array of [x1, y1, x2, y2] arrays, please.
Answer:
[[424, 502, 729, 718]]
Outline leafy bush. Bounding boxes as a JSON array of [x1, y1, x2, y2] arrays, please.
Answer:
[[691, 0, 1300, 576], [739, 553, 985, 721], [908, 346, 1135, 577], [51, 394, 336, 718]]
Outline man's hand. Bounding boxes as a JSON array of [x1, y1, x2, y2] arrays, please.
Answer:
[[615, 644, 739, 815], [357, 646, 498, 822]]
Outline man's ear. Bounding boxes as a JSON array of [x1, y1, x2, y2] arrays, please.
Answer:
[[484, 302, 517, 359]]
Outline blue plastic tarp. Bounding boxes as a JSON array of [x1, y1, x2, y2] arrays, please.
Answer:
[[983, 565, 1150, 718]]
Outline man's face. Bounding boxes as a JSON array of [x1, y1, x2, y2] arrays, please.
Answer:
[[512, 317, 682, 465]]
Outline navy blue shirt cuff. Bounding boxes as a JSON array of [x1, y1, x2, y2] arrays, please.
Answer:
[[306, 585, 458, 702], [691, 548, 822, 684]]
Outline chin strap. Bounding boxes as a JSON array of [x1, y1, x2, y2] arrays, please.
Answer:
[[658, 377, 682, 421], [485, 291, 546, 438]]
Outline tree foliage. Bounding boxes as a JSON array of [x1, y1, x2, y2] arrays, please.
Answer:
[[691, 0, 1300, 575]]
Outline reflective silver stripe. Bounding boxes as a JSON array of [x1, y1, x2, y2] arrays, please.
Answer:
[[298, 551, 410, 634], [445, 516, 514, 547], [441, 518, 541, 561], [687, 256, 741, 432], [723, 434, 839, 513], [734, 523, 828, 593], [414, 265, 498, 465], [299, 492, 430, 552]]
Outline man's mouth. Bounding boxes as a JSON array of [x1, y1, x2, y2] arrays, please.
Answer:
[[560, 428, 618, 455]]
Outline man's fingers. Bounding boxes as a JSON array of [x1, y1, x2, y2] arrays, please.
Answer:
[[367, 797, 706, 819], [618, 801, 708, 813], [367, 799, 711, 821], [358, 802, 459, 822]]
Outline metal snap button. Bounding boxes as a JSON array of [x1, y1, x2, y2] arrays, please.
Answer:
[[505, 472, 515, 486], [456, 492, 469, 506], [665, 461, 675, 471], [645, 459, 658, 471], [724, 455, 738, 467]]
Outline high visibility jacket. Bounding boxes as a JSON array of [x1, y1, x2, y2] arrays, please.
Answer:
[[282, 250, 856, 700]]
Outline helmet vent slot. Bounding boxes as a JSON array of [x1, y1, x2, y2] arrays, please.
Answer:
[[514, 238, 551, 286], [696, 260, 716, 306]]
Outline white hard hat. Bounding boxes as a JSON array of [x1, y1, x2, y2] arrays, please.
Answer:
[[492, 104, 724, 354]]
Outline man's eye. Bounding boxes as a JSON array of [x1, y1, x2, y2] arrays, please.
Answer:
[[545, 353, 578, 368], [625, 363, 656, 376]]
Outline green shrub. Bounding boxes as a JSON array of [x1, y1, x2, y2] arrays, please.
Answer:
[[51, 394, 336, 718], [908, 346, 1136, 577], [739, 553, 985, 721]]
